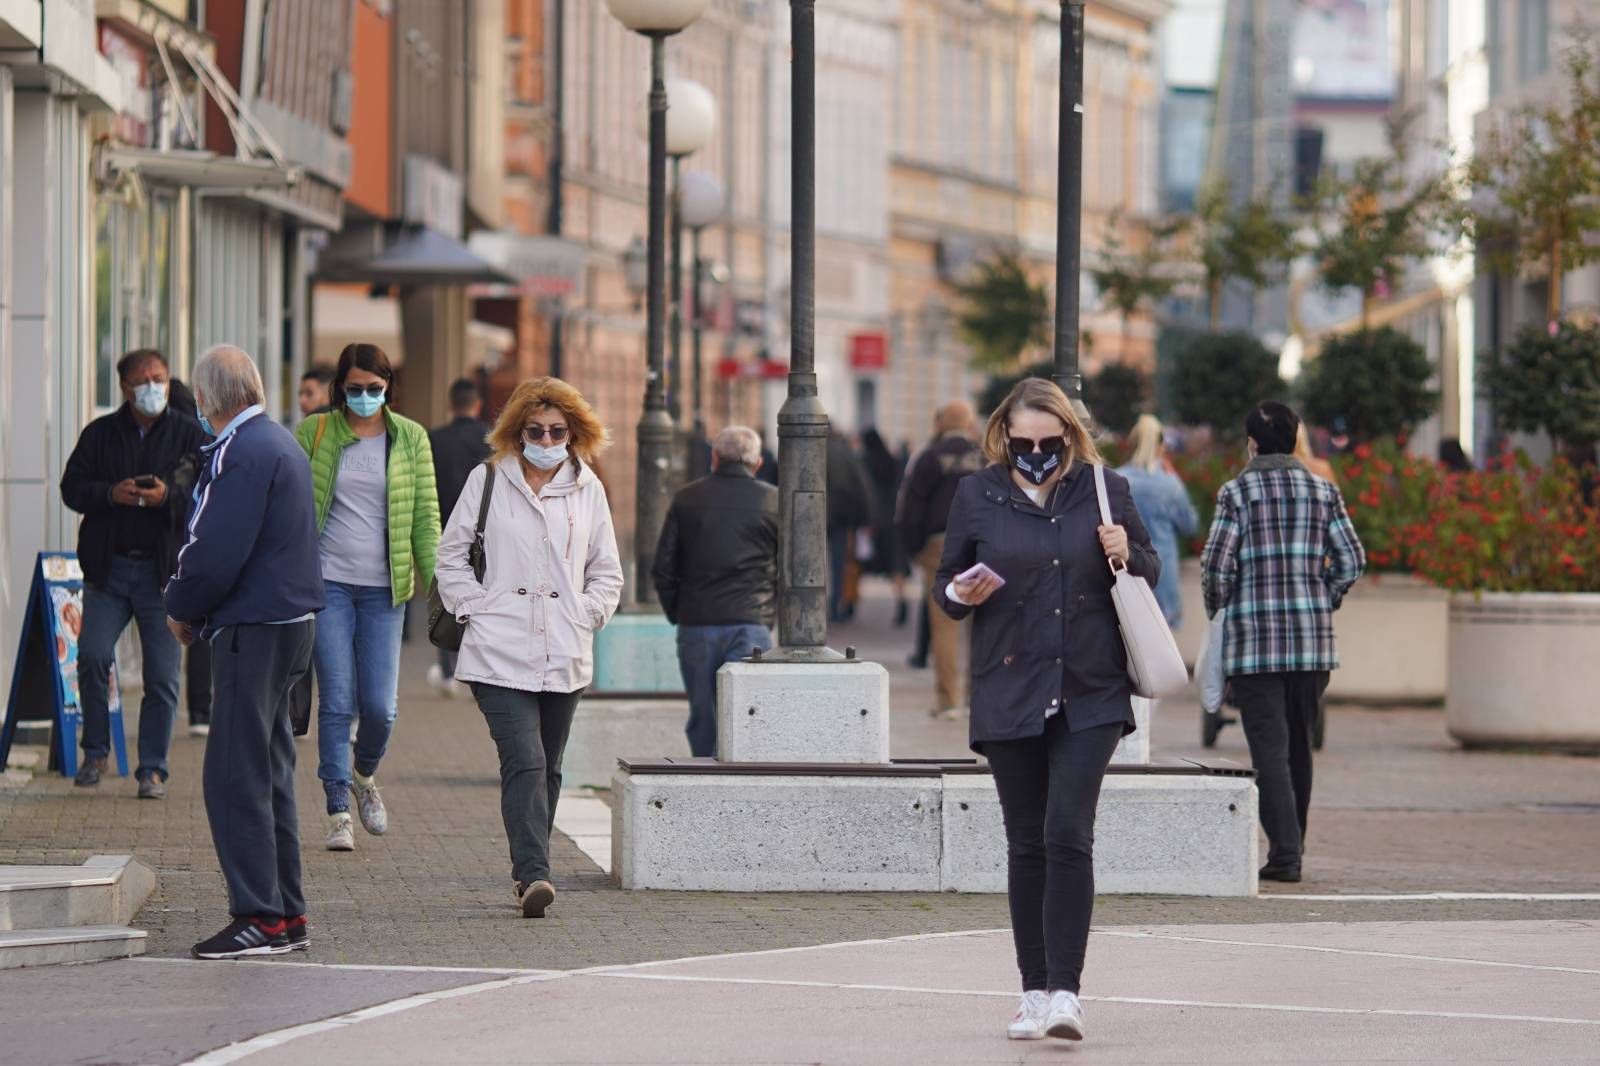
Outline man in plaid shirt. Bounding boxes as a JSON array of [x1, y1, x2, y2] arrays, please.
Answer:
[[1201, 402, 1365, 883]]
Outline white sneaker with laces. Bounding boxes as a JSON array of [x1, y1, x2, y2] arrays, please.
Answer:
[[1045, 990, 1085, 1041], [326, 812, 355, 852], [1006, 991, 1051, 1040], [352, 772, 389, 835]]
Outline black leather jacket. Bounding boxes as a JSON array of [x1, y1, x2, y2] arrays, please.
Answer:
[[652, 463, 780, 628]]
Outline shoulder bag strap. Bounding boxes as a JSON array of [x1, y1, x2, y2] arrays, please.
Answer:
[[310, 413, 329, 461], [468, 463, 496, 581], [1092, 464, 1124, 574]]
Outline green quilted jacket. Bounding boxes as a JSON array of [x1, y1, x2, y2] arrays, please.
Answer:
[[296, 408, 440, 606]]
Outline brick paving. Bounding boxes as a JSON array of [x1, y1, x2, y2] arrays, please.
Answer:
[[2, 583, 1597, 972]]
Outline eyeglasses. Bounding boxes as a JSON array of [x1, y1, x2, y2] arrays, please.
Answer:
[[344, 383, 386, 398], [1007, 435, 1066, 456], [523, 424, 570, 444]]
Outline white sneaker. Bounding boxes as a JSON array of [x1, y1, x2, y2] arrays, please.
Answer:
[[1006, 990, 1051, 1040], [352, 772, 388, 835], [447, 679, 468, 700], [426, 663, 447, 695], [1045, 990, 1085, 1041], [325, 812, 355, 852]]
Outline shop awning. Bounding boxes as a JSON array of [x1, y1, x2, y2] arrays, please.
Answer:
[[100, 147, 298, 190], [315, 224, 515, 286]]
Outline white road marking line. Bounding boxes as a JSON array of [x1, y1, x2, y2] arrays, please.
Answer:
[[1094, 929, 1600, 975], [133, 957, 556, 976], [605, 925, 1014, 972], [593, 972, 1600, 1027], [1263, 893, 1600, 902]]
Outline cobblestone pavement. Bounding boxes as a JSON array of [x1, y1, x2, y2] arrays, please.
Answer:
[[2, 584, 1597, 975]]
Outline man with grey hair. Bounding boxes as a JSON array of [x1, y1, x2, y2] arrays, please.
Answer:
[[652, 425, 779, 756], [164, 345, 325, 959]]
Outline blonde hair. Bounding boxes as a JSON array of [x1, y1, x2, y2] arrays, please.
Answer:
[[1127, 414, 1165, 471], [982, 377, 1103, 468], [489, 378, 612, 464], [1293, 423, 1315, 464]]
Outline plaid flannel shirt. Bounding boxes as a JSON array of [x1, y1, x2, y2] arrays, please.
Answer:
[[1201, 454, 1365, 676]]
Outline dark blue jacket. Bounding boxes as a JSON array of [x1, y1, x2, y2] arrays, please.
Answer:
[[164, 411, 324, 637], [935, 463, 1160, 752]]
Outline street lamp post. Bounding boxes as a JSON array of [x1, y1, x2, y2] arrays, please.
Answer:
[[660, 79, 716, 425], [774, 0, 836, 660], [605, 0, 710, 605], [1054, 0, 1091, 425], [680, 171, 727, 480]]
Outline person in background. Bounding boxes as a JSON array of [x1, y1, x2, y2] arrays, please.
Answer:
[[859, 429, 913, 626], [163, 345, 323, 959], [60, 349, 208, 795], [298, 365, 335, 419], [1202, 401, 1365, 884], [1294, 424, 1339, 485], [1438, 438, 1472, 473], [898, 401, 984, 720], [934, 378, 1159, 1044], [825, 431, 873, 623], [653, 426, 779, 757], [1117, 415, 1198, 630], [435, 378, 624, 918], [428, 377, 493, 698], [296, 344, 439, 853]]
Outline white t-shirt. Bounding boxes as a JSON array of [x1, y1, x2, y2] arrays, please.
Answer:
[[319, 432, 391, 588]]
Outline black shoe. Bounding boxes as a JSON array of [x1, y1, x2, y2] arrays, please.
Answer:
[[284, 915, 310, 952], [136, 772, 167, 800], [907, 654, 928, 670], [1259, 863, 1303, 884], [74, 758, 106, 788], [192, 917, 290, 959], [894, 599, 909, 627]]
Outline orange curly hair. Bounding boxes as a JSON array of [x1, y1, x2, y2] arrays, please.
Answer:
[[488, 377, 612, 464]]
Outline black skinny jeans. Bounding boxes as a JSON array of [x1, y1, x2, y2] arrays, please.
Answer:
[[985, 715, 1123, 994], [471, 683, 583, 886], [1230, 671, 1328, 868]]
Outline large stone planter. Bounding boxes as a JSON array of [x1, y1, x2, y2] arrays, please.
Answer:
[[1176, 560, 1448, 703], [1446, 592, 1600, 750]]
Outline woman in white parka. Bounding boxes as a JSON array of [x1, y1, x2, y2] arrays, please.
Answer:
[[435, 378, 623, 919]]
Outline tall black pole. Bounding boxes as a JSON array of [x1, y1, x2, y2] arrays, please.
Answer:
[[634, 33, 673, 606], [548, 0, 566, 378], [669, 154, 685, 422], [691, 226, 708, 479], [1054, 1, 1090, 422], [775, 0, 832, 657]]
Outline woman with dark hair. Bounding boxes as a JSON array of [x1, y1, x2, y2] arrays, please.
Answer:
[[295, 344, 439, 852], [859, 429, 912, 625], [435, 378, 623, 918], [934, 378, 1159, 1045]]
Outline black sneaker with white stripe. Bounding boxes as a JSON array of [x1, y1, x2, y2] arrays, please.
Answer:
[[192, 917, 290, 959], [284, 915, 309, 952]]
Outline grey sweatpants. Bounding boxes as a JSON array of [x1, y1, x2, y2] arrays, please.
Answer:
[[204, 621, 313, 920]]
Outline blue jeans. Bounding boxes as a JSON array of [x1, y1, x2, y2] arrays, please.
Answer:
[[79, 556, 182, 780], [314, 581, 404, 814], [677, 624, 773, 758]]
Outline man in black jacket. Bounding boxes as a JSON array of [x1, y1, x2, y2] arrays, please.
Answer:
[[60, 349, 208, 794], [898, 401, 984, 718], [652, 426, 779, 757], [427, 378, 492, 694]]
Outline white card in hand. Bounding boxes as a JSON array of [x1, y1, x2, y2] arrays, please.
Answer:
[[957, 562, 1005, 588]]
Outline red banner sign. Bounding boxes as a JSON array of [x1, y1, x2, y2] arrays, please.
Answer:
[[850, 332, 888, 370]]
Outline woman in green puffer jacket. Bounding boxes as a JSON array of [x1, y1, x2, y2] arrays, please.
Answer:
[[296, 343, 439, 854]]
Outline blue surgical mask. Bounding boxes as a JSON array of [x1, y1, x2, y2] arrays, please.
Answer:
[[132, 382, 168, 418], [523, 441, 569, 470], [198, 413, 216, 437], [346, 389, 386, 418]]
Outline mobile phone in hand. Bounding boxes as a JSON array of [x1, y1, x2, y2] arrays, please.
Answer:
[[134, 475, 158, 490], [957, 562, 1005, 588]]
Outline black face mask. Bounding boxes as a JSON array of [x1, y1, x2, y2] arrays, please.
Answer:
[[1014, 451, 1061, 486]]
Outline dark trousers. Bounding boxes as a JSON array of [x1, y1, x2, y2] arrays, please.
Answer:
[[472, 683, 583, 885], [984, 716, 1123, 994], [79, 556, 182, 779], [186, 640, 213, 724], [204, 621, 312, 920], [677, 624, 774, 757], [1230, 670, 1329, 868]]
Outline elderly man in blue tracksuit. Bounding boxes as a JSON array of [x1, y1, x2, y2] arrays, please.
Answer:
[[164, 345, 324, 960]]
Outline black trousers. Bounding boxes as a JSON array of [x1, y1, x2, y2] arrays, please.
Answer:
[[1230, 671, 1329, 868], [186, 640, 213, 723], [204, 621, 313, 920], [985, 716, 1123, 994], [471, 683, 583, 886]]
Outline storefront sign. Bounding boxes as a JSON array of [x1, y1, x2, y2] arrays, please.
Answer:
[[467, 233, 587, 299], [849, 332, 889, 371]]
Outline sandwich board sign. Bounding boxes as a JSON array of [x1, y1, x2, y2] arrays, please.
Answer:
[[1, 553, 129, 778]]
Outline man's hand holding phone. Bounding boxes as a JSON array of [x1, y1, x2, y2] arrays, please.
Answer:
[[952, 562, 1005, 606]]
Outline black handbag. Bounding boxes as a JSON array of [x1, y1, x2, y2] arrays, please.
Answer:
[[427, 464, 495, 651]]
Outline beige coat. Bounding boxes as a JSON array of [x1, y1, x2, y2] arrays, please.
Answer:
[[436, 455, 624, 694]]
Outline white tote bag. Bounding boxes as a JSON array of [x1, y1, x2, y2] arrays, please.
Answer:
[[1196, 609, 1227, 713], [1093, 465, 1191, 699]]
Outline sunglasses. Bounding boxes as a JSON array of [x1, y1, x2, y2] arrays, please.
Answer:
[[344, 383, 387, 398], [1007, 435, 1066, 456], [523, 424, 570, 444]]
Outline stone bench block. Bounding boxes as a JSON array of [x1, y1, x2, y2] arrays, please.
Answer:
[[716, 661, 891, 764], [941, 773, 1258, 897], [564, 699, 690, 790], [1111, 696, 1153, 766], [612, 771, 942, 891]]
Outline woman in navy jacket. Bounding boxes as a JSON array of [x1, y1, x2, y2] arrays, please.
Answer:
[[935, 378, 1158, 1045]]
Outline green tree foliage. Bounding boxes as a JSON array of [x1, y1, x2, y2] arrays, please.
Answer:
[[1191, 182, 1299, 330], [1171, 331, 1286, 438], [1299, 327, 1438, 443], [1084, 363, 1149, 436], [1466, 40, 1600, 321], [955, 255, 1050, 371], [978, 360, 1052, 416], [1483, 321, 1600, 448], [1090, 212, 1182, 348]]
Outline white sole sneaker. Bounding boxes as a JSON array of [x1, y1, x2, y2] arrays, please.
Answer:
[[1045, 991, 1085, 1041], [1006, 992, 1051, 1040], [518, 880, 556, 918], [326, 814, 356, 852]]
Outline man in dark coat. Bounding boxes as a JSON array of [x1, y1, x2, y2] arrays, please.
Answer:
[[427, 378, 492, 693], [825, 431, 873, 622], [60, 349, 207, 794]]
